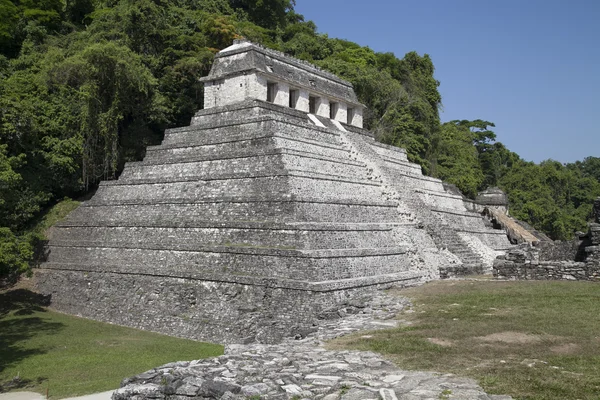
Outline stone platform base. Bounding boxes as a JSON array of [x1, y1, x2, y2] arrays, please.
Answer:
[[35, 269, 422, 344]]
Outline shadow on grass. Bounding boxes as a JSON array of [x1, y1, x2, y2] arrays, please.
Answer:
[[0, 289, 63, 378], [0, 289, 51, 319]]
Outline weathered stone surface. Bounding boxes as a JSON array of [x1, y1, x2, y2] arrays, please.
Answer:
[[493, 242, 600, 281], [476, 187, 508, 208], [199, 40, 365, 127], [113, 293, 510, 400]]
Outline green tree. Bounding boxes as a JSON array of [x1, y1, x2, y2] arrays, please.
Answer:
[[570, 156, 600, 183], [499, 159, 600, 239], [479, 142, 519, 188], [0, 0, 20, 56], [52, 42, 162, 187], [0, 227, 34, 281], [434, 120, 485, 198], [229, 0, 295, 30]]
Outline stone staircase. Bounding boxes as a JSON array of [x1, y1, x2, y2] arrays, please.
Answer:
[[425, 226, 485, 277]]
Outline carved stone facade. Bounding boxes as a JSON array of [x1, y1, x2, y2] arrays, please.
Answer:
[[201, 40, 364, 127], [36, 41, 512, 344]]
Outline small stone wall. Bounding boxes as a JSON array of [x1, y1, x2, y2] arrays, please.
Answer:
[[536, 240, 585, 262], [494, 200, 600, 281], [494, 258, 600, 281]]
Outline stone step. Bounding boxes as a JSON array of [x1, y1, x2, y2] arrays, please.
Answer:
[[108, 168, 377, 187], [119, 155, 286, 183], [146, 135, 277, 161], [478, 236, 513, 250], [427, 227, 489, 266], [119, 154, 369, 185], [69, 197, 401, 224], [445, 248, 474, 255], [45, 245, 414, 282], [163, 116, 344, 148], [383, 170, 445, 192], [91, 174, 384, 205], [416, 193, 468, 211], [458, 229, 510, 236], [190, 99, 313, 128], [41, 262, 424, 292], [50, 224, 400, 250], [381, 158, 423, 175], [144, 138, 355, 167], [380, 164, 423, 181], [370, 141, 409, 161], [431, 207, 482, 218], [419, 187, 464, 200]]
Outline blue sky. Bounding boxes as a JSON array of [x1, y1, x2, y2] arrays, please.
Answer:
[[294, 0, 600, 163]]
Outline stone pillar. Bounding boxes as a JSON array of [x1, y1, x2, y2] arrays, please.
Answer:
[[584, 197, 600, 266], [274, 82, 289, 107], [316, 97, 330, 118], [351, 107, 364, 128], [296, 89, 310, 112], [250, 74, 268, 102], [334, 103, 347, 124]]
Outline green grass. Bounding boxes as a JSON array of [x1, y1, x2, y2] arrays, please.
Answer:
[[328, 280, 600, 400], [28, 198, 82, 235], [0, 288, 223, 399]]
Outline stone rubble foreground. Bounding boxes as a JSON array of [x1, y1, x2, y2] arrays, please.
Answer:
[[114, 294, 511, 400]]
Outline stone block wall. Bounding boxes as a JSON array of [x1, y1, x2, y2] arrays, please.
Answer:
[[536, 240, 584, 262], [204, 73, 266, 108], [37, 269, 412, 344], [494, 258, 600, 281], [586, 197, 599, 264]]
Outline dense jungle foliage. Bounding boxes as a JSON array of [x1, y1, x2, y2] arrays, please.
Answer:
[[1, 0, 599, 279]]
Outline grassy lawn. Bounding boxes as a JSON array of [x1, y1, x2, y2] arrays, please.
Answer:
[[328, 280, 600, 400], [0, 286, 224, 399]]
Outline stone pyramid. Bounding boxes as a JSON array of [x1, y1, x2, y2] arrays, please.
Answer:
[[36, 40, 511, 343]]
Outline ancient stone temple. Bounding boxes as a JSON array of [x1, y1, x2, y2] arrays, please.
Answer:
[[36, 40, 512, 344]]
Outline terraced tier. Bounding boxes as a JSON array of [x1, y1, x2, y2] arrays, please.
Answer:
[[65, 197, 402, 224]]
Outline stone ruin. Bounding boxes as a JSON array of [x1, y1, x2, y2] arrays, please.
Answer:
[[494, 197, 600, 281], [475, 187, 550, 245], [36, 40, 513, 344]]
